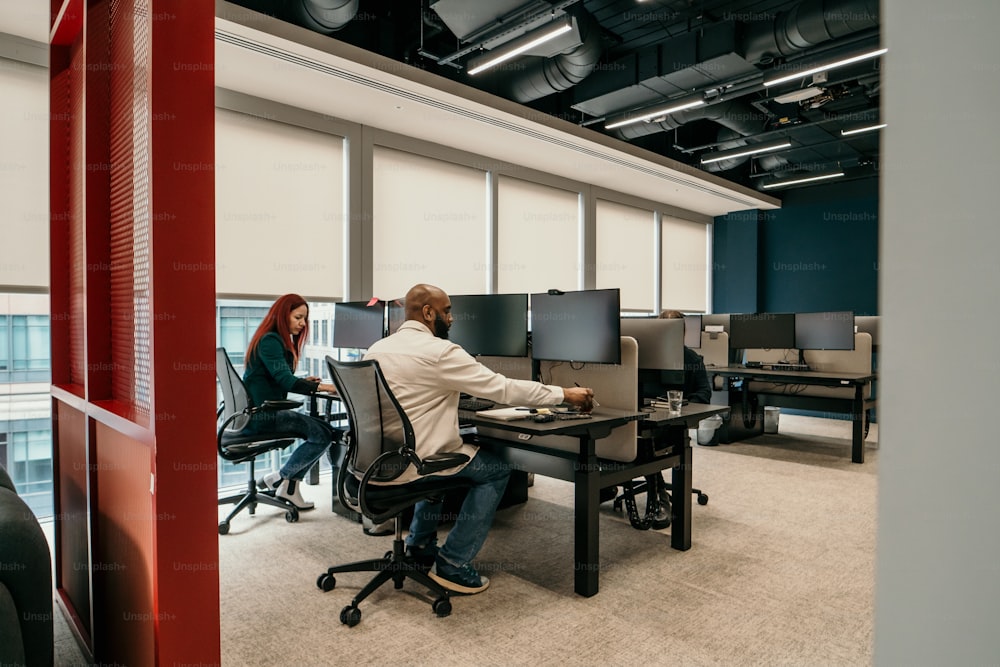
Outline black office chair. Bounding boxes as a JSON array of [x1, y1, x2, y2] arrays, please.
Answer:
[[316, 356, 473, 626], [610, 428, 709, 530], [216, 347, 304, 535]]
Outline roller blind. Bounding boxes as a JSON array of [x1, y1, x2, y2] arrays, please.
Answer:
[[215, 108, 345, 297], [372, 147, 488, 299], [497, 176, 580, 294], [661, 215, 709, 312], [0, 59, 49, 289], [596, 199, 655, 311]]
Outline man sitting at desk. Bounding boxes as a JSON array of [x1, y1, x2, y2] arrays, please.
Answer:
[[364, 283, 594, 595]]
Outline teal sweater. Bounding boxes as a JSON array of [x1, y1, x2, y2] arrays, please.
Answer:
[[242, 332, 318, 407]]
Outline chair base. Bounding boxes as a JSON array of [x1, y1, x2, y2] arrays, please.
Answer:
[[611, 476, 709, 530], [218, 476, 300, 535], [316, 517, 454, 626]]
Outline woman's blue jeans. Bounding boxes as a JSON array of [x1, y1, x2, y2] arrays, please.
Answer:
[[404, 448, 511, 569], [248, 409, 339, 481]]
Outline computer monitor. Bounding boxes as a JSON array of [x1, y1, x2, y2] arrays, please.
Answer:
[[530, 288, 621, 364], [448, 293, 529, 357], [683, 314, 702, 348], [619, 318, 684, 371], [794, 311, 855, 350], [386, 298, 406, 334], [728, 313, 795, 349], [333, 300, 385, 348]]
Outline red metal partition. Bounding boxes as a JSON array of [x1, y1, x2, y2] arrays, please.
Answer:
[[49, 0, 219, 663]]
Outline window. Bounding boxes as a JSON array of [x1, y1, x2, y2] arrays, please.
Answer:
[[5, 421, 53, 517]]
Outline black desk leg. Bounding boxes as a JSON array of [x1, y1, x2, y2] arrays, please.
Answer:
[[671, 428, 692, 551], [852, 386, 865, 464], [574, 439, 601, 597]]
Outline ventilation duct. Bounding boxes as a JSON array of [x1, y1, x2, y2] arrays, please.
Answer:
[[287, 0, 359, 34], [610, 0, 878, 173], [505, 11, 603, 103], [743, 0, 880, 64]]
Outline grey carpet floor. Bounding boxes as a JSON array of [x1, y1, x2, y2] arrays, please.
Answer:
[[51, 414, 878, 666]]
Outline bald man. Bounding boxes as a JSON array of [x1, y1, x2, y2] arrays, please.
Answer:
[[364, 283, 594, 594]]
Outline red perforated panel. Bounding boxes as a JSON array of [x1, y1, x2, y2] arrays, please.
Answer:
[[108, 0, 151, 413]]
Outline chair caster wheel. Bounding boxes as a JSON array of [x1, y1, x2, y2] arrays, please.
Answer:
[[697, 493, 709, 506], [317, 573, 336, 592], [340, 605, 361, 627], [285, 508, 299, 523], [384, 550, 393, 560], [432, 597, 452, 617], [218, 522, 230, 535]]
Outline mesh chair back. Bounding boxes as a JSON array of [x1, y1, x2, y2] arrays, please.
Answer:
[[216, 347, 251, 432], [326, 357, 415, 482]]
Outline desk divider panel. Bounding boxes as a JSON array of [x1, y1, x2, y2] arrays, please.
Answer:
[[535, 337, 638, 462]]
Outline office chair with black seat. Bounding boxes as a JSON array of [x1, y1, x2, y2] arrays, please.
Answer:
[[216, 347, 304, 535], [316, 356, 473, 627]]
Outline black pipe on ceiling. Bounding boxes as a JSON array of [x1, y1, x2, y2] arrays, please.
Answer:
[[505, 10, 603, 103], [286, 0, 359, 34]]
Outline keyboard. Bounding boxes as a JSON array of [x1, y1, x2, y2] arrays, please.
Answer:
[[764, 363, 811, 372], [458, 397, 496, 412]]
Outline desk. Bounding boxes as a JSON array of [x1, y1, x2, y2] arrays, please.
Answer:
[[707, 366, 876, 463], [472, 404, 729, 597]]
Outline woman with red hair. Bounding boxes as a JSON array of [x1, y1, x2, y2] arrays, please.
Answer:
[[242, 294, 340, 510]]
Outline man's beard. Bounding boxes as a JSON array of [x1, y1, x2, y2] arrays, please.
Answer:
[[433, 315, 450, 340]]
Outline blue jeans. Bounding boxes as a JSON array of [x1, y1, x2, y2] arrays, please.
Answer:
[[247, 410, 340, 481], [404, 448, 511, 569]]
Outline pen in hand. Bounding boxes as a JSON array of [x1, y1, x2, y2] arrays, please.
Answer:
[[575, 382, 600, 408]]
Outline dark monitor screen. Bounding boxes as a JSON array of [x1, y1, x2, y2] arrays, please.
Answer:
[[728, 313, 795, 349], [387, 298, 406, 334], [684, 314, 702, 348], [333, 301, 385, 348], [448, 293, 529, 357], [795, 311, 855, 350], [530, 288, 621, 364]]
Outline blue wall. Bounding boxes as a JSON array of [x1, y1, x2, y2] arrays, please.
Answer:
[[713, 177, 879, 315]]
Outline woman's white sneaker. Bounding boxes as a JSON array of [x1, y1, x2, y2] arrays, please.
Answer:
[[275, 478, 314, 510]]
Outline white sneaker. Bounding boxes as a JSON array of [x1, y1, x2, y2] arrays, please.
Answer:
[[257, 471, 281, 491], [276, 478, 315, 511]]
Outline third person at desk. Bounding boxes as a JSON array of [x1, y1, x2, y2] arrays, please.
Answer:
[[363, 283, 594, 595], [615, 309, 712, 528]]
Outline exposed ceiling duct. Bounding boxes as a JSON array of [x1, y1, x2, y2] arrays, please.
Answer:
[[505, 10, 603, 103], [590, 0, 879, 177], [743, 0, 880, 64], [286, 0, 358, 34]]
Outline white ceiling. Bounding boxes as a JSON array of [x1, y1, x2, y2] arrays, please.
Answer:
[[0, 4, 779, 217], [214, 10, 779, 217]]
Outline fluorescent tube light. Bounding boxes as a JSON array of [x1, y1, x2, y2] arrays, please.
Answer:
[[604, 98, 706, 130], [761, 171, 845, 189], [763, 47, 887, 87], [467, 19, 574, 76], [700, 139, 793, 165], [841, 122, 886, 136]]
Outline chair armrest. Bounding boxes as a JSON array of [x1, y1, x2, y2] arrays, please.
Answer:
[[259, 399, 303, 411], [416, 453, 471, 476]]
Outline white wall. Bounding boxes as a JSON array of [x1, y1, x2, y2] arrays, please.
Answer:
[[876, 1, 1000, 663]]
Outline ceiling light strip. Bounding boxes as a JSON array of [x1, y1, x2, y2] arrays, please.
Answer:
[[841, 123, 886, 136], [761, 171, 845, 189], [604, 98, 706, 130], [763, 47, 887, 87], [467, 20, 573, 76], [700, 140, 792, 165]]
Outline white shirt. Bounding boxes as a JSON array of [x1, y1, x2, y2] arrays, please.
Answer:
[[363, 320, 564, 483]]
